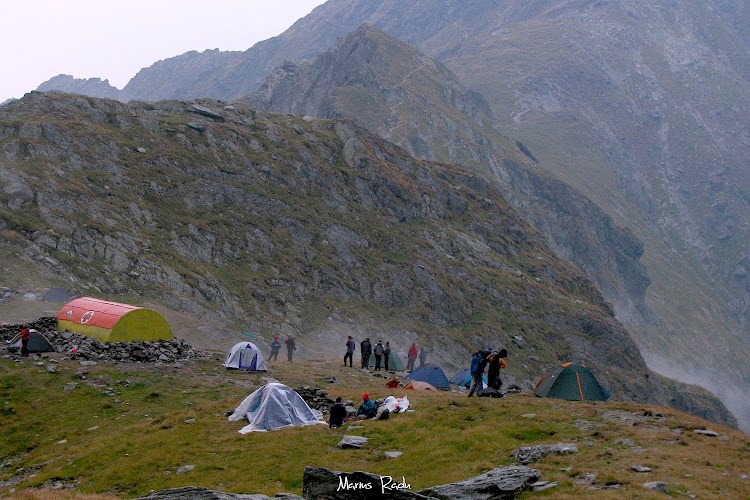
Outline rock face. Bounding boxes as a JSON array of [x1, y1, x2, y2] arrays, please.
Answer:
[[0, 92, 736, 427], [243, 23, 653, 333]]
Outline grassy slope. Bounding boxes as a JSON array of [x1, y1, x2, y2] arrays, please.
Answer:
[[1, 355, 748, 499]]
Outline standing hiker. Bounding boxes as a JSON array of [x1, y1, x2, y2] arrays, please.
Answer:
[[269, 336, 281, 361], [487, 349, 508, 390], [360, 337, 372, 369], [20, 324, 30, 357], [344, 336, 356, 367], [384, 341, 392, 371], [406, 342, 418, 372], [285, 334, 296, 362], [419, 346, 429, 367], [468, 348, 491, 397], [373, 340, 385, 371]]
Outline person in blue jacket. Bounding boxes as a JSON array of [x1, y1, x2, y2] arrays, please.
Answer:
[[356, 393, 378, 419]]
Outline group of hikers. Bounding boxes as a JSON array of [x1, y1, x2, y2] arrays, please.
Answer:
[[468, 348, 508, 397], [268, 334, 296, 362], [328, 346, 509, 427], [344, 336, 429, 372]]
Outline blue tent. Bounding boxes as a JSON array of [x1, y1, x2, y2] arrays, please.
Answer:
[[450, 368, 487, 388], [407, 364, 450, 390]]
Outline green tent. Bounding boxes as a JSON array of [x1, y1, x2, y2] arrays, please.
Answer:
[[8, 329, 54, 353], [534, 363, 609, 401], [368, 350, 405, 371]]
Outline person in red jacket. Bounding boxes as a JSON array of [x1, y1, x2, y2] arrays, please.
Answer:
[[20, 324, 30, 357], [406, 342, 418, 372]]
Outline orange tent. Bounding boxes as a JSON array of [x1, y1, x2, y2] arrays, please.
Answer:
[[57, 297, 172, 342], [404, 381, 437, 391]]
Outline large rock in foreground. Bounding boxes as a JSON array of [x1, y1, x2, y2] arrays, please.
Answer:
[[418, 465, 541, 500], [302, 466, 430, 499], [301, 465, 541, 499]]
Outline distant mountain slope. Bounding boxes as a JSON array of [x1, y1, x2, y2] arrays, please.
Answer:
[[31, 0, 750, 430], [242, 23, 654, 333], [0, 92, 735, 427]]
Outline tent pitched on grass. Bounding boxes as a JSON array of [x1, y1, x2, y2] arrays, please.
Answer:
[[404, 380, 437, 391], [450, 368, 487, 389], [535, 362, 609, 401], [368, 350, 405, 371], [8, 329, 53, 353], [224, 342, 268, 371], [407, 363, 451, 390], [228, 382, 325, 433], [57, 297, 172, 342]]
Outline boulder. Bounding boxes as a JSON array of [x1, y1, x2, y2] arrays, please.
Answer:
[[302, 466, 431, 499], [419, 465, 541, 499], [337, 436, 368, 449], [511, 443, 578, 465], [135, 486, 284, 499]]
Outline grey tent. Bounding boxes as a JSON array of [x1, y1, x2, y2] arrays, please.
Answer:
[[7, 329, 54, 353], [228, 382, 326, 433]]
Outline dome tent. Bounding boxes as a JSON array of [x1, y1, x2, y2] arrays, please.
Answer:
[[450, 368, 487, 389], [8, 329, 53, 353], [406, 363, 451, 390], [368, 350, 405, 371], [228, 382, 325, 433], [57, 297, 172, 342], [535, 362, 609, 401], [224, 342, 268, 371]]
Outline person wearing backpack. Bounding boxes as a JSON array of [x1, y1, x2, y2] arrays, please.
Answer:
[[285, 334, 296, 362], [373, 340, 385, 371], [468, 348, 491, 397], [344, 336, 356, 367], [360, 338, 372, 369]]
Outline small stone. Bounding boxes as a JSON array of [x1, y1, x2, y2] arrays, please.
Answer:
[[631, 465, 652, 473], [694, 429, 720, 437], [136, 147, 147, 153], [338, 435, 368, 449], [177, 465, 195, 474], [80, 360, 97, 366], [64, 383, 77, 392], [184, 418, 196, 424], [643, 481, 669, 493], [616, 438, 636, 447], [521, 413, 537, 419], [46, 365, 56, 373], [532, 481, 558, 492], [384, 451, 403, 459]]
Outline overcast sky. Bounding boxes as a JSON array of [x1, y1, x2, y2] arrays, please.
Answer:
[[0, 0, 327, 103]]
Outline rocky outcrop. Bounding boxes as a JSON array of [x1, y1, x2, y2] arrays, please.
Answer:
[[242, 24, 654, 328]]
